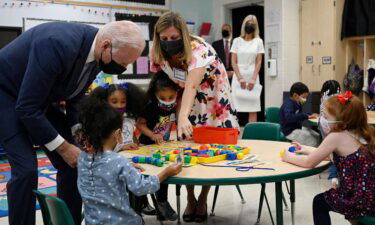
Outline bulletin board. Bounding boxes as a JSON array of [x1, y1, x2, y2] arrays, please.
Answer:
[[115, 13, 160, 79], [117, 0, 165, 5], [23, 17, 106, 31]]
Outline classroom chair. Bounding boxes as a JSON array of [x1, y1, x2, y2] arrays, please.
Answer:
[[265, 107, 280, 123], [357, 216, 375, 225], [33, 190, 75, 225], [242, 122, 289, 225], [265, 107, 288, 142]]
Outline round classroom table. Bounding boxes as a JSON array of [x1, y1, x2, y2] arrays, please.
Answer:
[[309, 111, 375, 126], [121, 140, 330, 225]]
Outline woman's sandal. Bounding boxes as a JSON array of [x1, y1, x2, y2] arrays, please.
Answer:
[[182, 200, 197, 223]]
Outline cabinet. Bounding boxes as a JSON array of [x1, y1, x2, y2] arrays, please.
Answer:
[[345, 36, 375, 104], [300, 0, 346, 91]]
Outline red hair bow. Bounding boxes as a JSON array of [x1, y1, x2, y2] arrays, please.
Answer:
[[337, 91, 353, 105]]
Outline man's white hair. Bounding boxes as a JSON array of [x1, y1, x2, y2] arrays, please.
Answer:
[[98, 20, 145, 53]]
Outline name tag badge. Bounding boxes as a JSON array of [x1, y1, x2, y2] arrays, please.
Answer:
[[173, 68, 187, 82]]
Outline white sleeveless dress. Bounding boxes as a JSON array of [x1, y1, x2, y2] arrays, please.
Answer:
[[230, 37, 264, 112]]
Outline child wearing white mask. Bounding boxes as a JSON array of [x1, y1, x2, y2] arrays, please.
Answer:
[[136, 70, 180, 221], [279, 82, 319, 147], [282, 92, 375, 225], [319, 80, 341, 188]]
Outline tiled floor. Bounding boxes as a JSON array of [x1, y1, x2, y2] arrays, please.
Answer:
[[0, 170, 350, 225]]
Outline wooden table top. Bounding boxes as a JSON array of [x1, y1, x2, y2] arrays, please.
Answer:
[[121, 140, 330, 185]]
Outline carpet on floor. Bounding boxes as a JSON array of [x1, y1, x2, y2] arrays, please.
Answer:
[[0, 151, 57, 217]]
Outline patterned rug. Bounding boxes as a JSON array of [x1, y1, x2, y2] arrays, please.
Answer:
[[0, 151, 57, 217]]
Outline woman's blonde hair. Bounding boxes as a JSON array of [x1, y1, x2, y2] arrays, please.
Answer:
[[240, 15, 260, 38], [325, 95, 375, 158], [152, 11, 193, 65]]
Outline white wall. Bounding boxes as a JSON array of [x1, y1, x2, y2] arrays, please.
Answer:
[[213, 0, 300, 108], [264, 0, 300, 107], [171, 0, 213, 36], [0, 0, 168, 29]]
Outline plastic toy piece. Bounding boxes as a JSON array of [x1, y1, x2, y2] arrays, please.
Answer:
[[280, 145, 299, 157], [173, 150, 180, 154], [169, 154, 177, 161], [132, 156, 164, 167], [139, 156, 146, 163], [184, 156, 192, 164], [145, 157, 152, 164], [153, 153, 161, 159], [288, 146, 296, 153], [132, 156, 139, 163], [227, 152, 237, 160], [190, 157, 198, 164], [237, 153, 245, 160]]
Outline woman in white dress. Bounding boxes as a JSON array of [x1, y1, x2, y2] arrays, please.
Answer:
[[231, 15, 264, 122]]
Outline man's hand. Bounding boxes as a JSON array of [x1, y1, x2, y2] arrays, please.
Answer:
[[56, 141, 81, 168]]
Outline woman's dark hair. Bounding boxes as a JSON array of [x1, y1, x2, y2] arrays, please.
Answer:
[[147, 71, 179, 102], [90, 82, 147, 118], [290, 82, 309, 96], [320, 80, 341, 97], [79, 95, 123, 153]]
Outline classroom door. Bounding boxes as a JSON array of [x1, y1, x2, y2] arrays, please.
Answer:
[[300, 0, 319, 91], [316, 0, 336, 89], [231, 4, 265, 124]]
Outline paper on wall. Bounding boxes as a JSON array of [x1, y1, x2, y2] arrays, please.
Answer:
[[136, 22, 150, 41], [122, 63, 134, 75]]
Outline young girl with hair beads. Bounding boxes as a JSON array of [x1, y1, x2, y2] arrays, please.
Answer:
[[282, 91, 375, 225], [77, 95, 182, 225], [90, 82, 147, 151]]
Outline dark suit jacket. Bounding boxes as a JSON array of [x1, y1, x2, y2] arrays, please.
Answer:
[[0, 22, 99, 145], [212, 38, 233, 71]]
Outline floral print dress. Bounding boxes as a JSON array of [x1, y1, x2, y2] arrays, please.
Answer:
[[151, 39, 239, 129]]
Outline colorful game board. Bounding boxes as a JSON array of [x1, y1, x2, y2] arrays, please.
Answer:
[[129, 142, 251, 167], [129, 141, 193, 155]]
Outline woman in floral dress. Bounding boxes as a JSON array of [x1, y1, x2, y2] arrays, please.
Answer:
[[150, 11, 239, 223]]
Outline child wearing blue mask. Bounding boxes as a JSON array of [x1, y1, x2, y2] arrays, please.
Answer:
[[136, 70, 180, 221], [90, 82, 147, 152]]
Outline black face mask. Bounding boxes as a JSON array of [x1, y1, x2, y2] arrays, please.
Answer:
[[160, 39, 184, 56], [245, 24, 255, 34], [99, 47, 127, 74], [222, 30, 230, 38]]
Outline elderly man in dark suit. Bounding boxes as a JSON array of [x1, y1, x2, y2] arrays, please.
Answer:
[[0, 21, 145, 225], [212, 24, 234, 83]]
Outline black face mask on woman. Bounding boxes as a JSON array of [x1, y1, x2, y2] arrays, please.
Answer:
[[160, 39, 184, 56], [99, 47, 127, 74], [245, 24, 255, 34]]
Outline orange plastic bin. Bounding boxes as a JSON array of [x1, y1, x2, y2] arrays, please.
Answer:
[[193, 127, 238, 144]]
